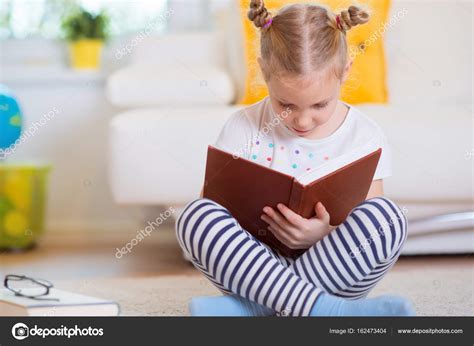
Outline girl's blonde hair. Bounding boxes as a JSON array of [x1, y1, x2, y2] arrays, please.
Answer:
[[247, 0, 370, 81]]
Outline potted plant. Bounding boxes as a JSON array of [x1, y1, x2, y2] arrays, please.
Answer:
[[61, 8, 109, 70]]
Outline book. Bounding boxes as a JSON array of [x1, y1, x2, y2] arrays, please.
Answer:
[[203, 145, 382, 257], [0, 288, 120, 316]]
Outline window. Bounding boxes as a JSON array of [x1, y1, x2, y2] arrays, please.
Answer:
[[0, 0, 169, 40]]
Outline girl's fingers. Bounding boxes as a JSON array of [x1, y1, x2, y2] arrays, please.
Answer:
[[267, 225, 296, 249], [261, 210, 301, 247], [260, 215, 287, 238], [262, 206, 294, 231], [315, 202, 331, 224], [276, 203, 305, 227]]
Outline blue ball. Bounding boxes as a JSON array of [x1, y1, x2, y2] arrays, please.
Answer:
[[0, 85, 22, 151]]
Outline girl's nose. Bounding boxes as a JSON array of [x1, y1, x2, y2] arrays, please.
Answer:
[[294, 114, 313, 129]]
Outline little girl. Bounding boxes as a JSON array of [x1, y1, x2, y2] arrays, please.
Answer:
[[175, 0, 414, 316]]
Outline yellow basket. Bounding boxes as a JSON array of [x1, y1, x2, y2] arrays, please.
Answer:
[[68, 39, 104, 70], [0, 163, 51, 250]]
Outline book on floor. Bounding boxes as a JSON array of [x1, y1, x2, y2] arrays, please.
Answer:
[[0, 288, 120, 316], [203, 145, 382, 258]]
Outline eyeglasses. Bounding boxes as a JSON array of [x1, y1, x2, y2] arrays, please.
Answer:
[[4, 274, 59, 301]]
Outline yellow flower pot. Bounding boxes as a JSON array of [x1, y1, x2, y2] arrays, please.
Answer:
[[68, 39, 104, 70]]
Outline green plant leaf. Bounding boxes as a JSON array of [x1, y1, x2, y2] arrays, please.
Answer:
[[61, 7, 109, 42]]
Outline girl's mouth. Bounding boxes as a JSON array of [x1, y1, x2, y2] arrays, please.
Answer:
[[291, 127, 313, 136]]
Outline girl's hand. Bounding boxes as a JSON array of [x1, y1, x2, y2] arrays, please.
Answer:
[[260, 202, 337, 250]]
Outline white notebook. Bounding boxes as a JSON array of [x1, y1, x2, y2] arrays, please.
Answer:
[[0, 288, 120, 316]]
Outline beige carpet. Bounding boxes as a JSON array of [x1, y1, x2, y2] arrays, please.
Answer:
[[56, 263, 473, 316]]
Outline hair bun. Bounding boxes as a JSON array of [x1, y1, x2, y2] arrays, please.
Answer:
[[338, 5, 370, 32], [248, 0, 272, 29]]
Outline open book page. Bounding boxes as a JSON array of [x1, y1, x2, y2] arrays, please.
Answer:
[[296, 137, 381, 186]]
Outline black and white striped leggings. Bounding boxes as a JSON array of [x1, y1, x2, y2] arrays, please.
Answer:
[[175, 196, 407, 316]]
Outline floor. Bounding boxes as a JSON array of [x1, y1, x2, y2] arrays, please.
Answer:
[[1, 228, 472, 316]]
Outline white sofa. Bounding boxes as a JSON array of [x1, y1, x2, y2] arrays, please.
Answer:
[[107, 1, 473, 254]]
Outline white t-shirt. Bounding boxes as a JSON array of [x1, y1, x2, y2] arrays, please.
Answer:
[[215, 96, 392, 180]]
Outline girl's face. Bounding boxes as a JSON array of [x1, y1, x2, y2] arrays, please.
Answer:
[[265, 64, 349, 139]]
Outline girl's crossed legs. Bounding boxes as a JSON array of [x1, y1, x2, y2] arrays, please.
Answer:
[[175, 197, 411, 316]]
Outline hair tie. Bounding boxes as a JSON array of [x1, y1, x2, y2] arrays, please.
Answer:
[[335, 15, 344, 31], [263, 18, 273, 29]]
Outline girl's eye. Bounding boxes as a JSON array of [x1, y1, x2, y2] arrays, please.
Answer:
[[280, 103, 293, 108], [313, 103, 329, 109]]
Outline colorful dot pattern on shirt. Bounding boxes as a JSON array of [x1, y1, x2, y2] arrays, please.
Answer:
[[251, 140, 331, 171]]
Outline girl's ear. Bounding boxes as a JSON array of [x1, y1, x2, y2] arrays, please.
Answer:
[[340, 59, 353, 84]]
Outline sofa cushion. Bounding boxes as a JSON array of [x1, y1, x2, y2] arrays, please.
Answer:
[[106, 63, 235, 107]]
